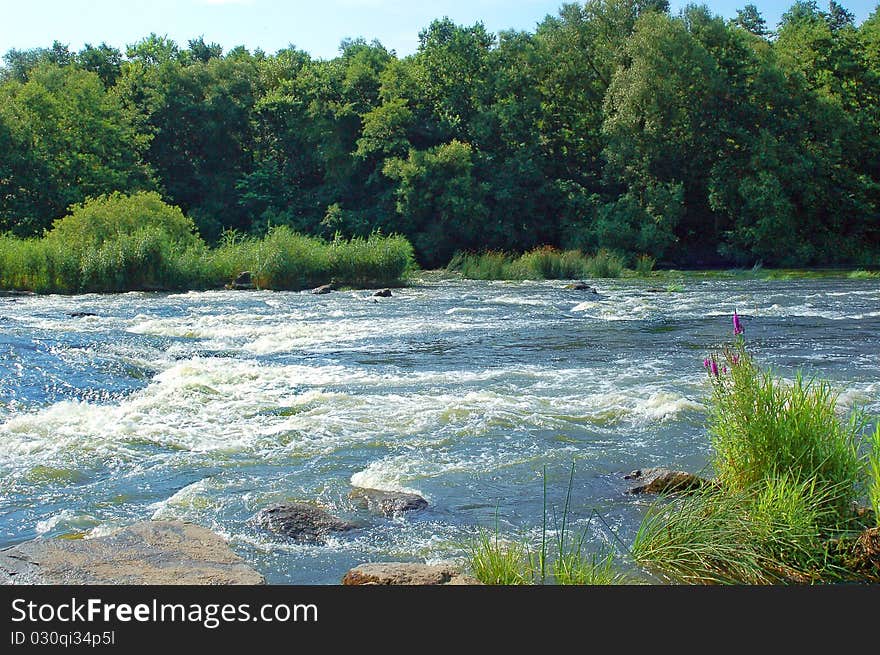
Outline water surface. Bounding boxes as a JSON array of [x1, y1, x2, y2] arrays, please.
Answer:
[[1, 275, 878, 583]]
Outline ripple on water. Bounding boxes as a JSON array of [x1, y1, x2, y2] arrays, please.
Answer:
[[1, 277, 878, 580]]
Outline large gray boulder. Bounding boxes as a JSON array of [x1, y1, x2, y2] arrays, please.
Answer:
[[349, 487, 428, 517], [342, 562, 481, 586], [0, 521, 264, 585], [255, 503, 356, 544]]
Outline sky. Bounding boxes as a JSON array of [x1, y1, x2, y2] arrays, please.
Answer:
[[0, 0, 877, 61]]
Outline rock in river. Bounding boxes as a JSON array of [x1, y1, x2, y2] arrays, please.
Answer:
[[228, 271, 256, 290], [349, 487, 428, 516], [342, 562, 481, 586], [0, 521, 264, 585], [564, 281, 597, 292], [625, 467, 713, 495], [255, 503, 356, 543], [312, 283, 335, 295], [373, 289, 393, 297]]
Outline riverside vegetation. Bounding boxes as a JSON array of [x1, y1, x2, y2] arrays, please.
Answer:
[[465, 315, 880, 585], [0, 192, 415, 293], [1, 1, 879, 271]]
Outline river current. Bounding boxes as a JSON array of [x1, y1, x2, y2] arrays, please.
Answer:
[[1, 275, 878, 583]]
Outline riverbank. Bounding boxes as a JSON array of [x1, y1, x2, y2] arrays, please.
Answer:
[[446, 248, 880, 282], [0, 193, 415, 294]]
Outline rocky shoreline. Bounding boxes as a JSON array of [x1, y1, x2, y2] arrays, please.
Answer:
[[0, 473, 704, 586]]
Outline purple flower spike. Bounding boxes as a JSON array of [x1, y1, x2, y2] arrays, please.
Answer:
[[733, 310, 744, 336], [703, 358, 710, 369], [710, 360, 719, 377], [731, 355, 740, 366], [722, 366, 728, 374]]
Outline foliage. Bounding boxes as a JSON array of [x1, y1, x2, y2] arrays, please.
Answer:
[[0, 194, 413, 293], [466, 528, 535, 585], [706, 340, 863, 512], [1, 2, 878, 268], [868, 425, 880, 527], [632, 480, 843, 584], [449, 247, 625, 280], [633, 316, 879, 584], [465, 465, 628, 585]]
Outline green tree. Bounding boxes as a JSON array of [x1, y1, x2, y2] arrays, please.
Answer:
[[383, 140, 488, 266], [733, 4, 770, 36], [0, 64, 152, 234]]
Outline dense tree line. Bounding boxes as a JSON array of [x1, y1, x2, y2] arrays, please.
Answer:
[[1, 1, 878, 267]]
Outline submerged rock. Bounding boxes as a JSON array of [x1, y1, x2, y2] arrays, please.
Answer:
[[66, 311, 98, 318], [255, 503, 355, 544], [625, 467, 713, 495], [349, 487, 428, 516], [373, 289, 393, 297], [564, 282, 597, 292], [228, 271, 256, 290], [0, 521, 264, 585], [342, 562, 481, 586]]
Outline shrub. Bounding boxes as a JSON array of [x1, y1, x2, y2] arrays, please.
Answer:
[[585, 248, 625, 278], [634, 254, 656, 277], [45, 191, 199, 253]]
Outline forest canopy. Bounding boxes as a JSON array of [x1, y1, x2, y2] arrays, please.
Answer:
[[1, 1, 878, 268]]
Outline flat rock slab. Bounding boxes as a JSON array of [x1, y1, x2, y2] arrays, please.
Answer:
[[0, 521, 264, 585], [625, 467, 713, 495], [349, 488, 428, 516], [255, 503, 356, 544], [342, 563, 482, 586]]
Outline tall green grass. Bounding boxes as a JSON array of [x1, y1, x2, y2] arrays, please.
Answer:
[[632, 480, 843, 584], [464, 465, 627, 585], [0, 194, 415, 293], [466, 527, 534, 585], [708, 344, 863, 513], [868, 425, 880, 527], [632, 324, 878, 584], [848, 269, 880, 279], [448, 247, 625, 280]]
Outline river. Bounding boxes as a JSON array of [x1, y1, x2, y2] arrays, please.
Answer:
[[1, 274, 878, 583]]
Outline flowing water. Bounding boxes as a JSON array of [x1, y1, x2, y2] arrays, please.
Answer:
[[1, 275, 878, 583]]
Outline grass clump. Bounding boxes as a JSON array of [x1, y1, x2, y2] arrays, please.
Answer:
[[466, 528, 534, 585], [465, 465, 628, 585], [868, 425, 880, 527], [632, 318, 878, 584], [448, 247, 625, 280], [848, 269, 880, 279], [585, 248, 625, 279], [632, 479, 843, 584], [634, 254, 656, 277], [0, 194, 414, 293], [708, 345, 863, 512]]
